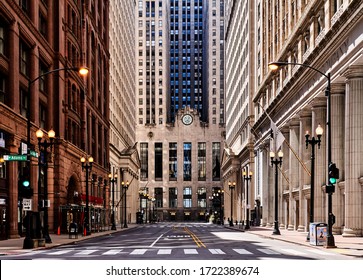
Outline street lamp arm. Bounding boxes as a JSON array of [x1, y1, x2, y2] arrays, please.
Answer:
[[28, 67, 88, 86], [268, 61, 329, 81]]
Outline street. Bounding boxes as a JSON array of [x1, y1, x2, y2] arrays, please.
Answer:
[[0, 223, 355, 260]]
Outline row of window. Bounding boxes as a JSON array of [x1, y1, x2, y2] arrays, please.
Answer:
[[140, 142, 221, 181]]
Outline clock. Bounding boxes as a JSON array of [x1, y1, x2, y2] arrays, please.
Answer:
[[182, 114, 193, 125]]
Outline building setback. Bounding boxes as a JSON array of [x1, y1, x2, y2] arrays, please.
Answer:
[[135, 0, 225, 222], [0, 0, 110, 240]]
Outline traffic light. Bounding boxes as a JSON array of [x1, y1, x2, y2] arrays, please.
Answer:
[[19, 166, 33, 198], [328, 162, 339, 185]]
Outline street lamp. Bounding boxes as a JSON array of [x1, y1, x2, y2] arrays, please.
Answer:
[[228, 181, 236, 226], [122, 180, 129, 228], [243, 170, 253, 230], [270, 150, 283, 235], [36, 128, 56, 243], [269, 61, 335, 247], [108, 171, 118, 230], [305, 124, 323, 241], [23, 66, 88, 249], [80, 156, 93, 236]]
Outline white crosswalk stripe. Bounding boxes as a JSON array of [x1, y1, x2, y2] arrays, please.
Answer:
[[184, 249, 198, 254], [130, 249, 148, 255], [75, 250, 98, 255], [233, 249, 253, 255], [102, 249, 123, 255], [257, 248, 280, 255], [48, 250, 74, 255], [209, 249, 225, 254], [157, 249, 172, 255], [281, 248, 307, 255], [305, 249, 335, 255]]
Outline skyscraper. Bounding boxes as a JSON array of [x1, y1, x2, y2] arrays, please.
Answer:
[[135, 0, 225, 222]]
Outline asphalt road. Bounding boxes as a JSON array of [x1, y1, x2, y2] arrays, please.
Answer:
[[0, 223, 355, 260]]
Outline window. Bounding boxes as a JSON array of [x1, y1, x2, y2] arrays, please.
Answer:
[[169, 188, 177, 208], [169, 143, 177, 180], [140, 143, 148, 180], [198, 143, 206, 181], [39, 103, 47, 129], [212, 142, 221, 180], [0, 73, 6, 104], [20, 87, 28, 117], [39, 12, 47, 38], [183, 143, 192, 181], [155, 143, 163, 180], [155, 187, 163, 208], [39, 61, 48, 93], [0, 22, 7, 56], [197, 187, 206, 208], [183, 187, 192, 208], [20, 41, 30, 76]]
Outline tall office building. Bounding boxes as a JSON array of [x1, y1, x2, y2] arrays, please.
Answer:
[[223, 0, 257, 226], [252, 0, 363, 236], [0, 0, 110, 240], [109, 0, 140, 228], [135, 0, 225, 222]]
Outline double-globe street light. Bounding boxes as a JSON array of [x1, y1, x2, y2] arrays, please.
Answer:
[[122, 180, 130, 228], [108, 171, 118, 230], [243, 170, 252, 230], [81, 156, 93, 236], [270, 150, 283, 235], [23, 66, 88, 249], [269, 61, 336, 247], [305, 124, 323, 241], [35, 128, 56, 244], [228, 181, 236, 226]]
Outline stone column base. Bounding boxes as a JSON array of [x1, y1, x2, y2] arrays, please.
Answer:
[[342, 227, 363, 237]]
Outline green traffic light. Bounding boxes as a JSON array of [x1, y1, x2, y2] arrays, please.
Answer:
[[329, 178, 337, 184], [22, 181, 30, 187]]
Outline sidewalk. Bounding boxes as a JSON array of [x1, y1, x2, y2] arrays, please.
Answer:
[[227, 225, 363, 258], [0, 225, 135, 256]]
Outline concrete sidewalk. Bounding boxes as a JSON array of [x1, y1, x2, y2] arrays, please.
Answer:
[[228, 225, 363, 258]]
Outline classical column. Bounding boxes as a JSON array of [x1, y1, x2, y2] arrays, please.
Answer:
[[330, 83, 345, 235], [280, 127, 289, 229], [343, 65, 363, 237], [298, 109, 312, 232], [311, 97, 327, 223], [287, 119, 299, 230]]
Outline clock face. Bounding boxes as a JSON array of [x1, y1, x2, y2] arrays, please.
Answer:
[[182, 114, 193, 125]]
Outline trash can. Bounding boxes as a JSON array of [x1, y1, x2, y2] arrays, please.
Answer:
[[69, 222, 78, 239], [136, 212, 143, 224], [309, 222, 327, 245]]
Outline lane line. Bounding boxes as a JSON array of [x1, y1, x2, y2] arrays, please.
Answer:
[[149, 234, 164, 247]]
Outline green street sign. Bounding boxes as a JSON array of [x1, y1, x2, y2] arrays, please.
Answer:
[[30, 150, 38, 158], [3, 155, 27, 161]]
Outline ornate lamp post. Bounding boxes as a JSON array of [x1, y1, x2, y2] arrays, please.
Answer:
[[269, 61, 335, 247], [122, 180, 129, 228], [36, 128, 56, 243], [23, 66, 88, 249], [270, 150, 283, 235], [305, 124, 323, 241], [108, 170, 118, 230], [80, 156, 93, 236], [228, 181, 236, 226], [243, 170, 252, 230]]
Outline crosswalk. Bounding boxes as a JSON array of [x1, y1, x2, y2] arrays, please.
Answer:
[[20, 246, 336, 258]]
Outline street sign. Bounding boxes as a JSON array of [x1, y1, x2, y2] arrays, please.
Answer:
[[23, 199, 32, 211], [29, 150, 38, 158], [3, 154, 27, 161]]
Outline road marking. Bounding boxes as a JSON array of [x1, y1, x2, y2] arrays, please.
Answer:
[[157, 249, 172, 255], [102, 249, 123, 255], [209, 249, 225, 254], [184, 227, 206, 248], [233, 249, 253, 255], [281, 248, 306, 255], [149, 234, 164, 247], [257, 248, 281, 255], [130, 249, 147, 255], [184, 249, 198, 254], [48, 250, 74, 255], [75, 250, 98, 255]]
